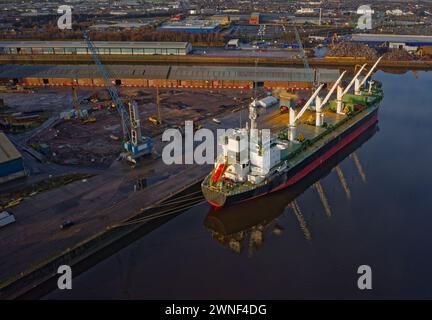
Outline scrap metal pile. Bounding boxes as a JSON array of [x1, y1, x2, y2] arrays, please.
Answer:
[[327, 42, 378, 59], [382, 49, 415, 61], [327, 42, 420, 61]]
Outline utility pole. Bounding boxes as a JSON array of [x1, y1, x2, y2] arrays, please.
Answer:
[[156, 86, 162, 125], [72, 86, 81, 118]]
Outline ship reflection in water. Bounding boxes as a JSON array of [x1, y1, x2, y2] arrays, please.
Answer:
[[204, 123, 378, 254]]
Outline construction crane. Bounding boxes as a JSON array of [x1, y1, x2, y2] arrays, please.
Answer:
[[148, 87, 162, 125], [330, 33, 339, 49], [71, 86, 94, 122], [84, 32, 152, 163], [156, 86, 162, 125], [71, 86, 81, 118], [294, 26, 314, 84]]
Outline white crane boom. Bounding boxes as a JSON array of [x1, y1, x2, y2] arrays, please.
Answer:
[[342, 64, 367, 96], [294, 84, 324, 122], [359, 56, 383, 88], [320, 71, 346, 108]]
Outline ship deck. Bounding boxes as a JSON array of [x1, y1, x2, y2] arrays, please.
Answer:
[[204, 102, 378, 196], [257, 105, 348, 155]]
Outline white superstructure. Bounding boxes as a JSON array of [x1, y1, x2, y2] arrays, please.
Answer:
[[215, 113, 289, 185]]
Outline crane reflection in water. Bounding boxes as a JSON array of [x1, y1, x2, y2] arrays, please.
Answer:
[[204, 122, 378, 255]]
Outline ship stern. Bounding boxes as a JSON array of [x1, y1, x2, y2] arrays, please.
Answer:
[[201, 181, 227, 207]]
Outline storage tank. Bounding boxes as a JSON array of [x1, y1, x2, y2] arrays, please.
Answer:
[[257, 96, 279, 108]]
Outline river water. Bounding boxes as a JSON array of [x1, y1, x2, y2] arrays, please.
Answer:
[[48, 70, 432, 299]]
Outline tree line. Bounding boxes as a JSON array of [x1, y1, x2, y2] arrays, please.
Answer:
[[0, 21, 226, 45]]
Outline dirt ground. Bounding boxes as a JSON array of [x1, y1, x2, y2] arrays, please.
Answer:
[[11, 87, 255, 166], [29, 110, 123, 166], [121, 87, 254, 135]]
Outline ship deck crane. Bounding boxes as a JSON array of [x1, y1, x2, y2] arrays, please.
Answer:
[[338, 57, 382, 113], [287, 83, 324, 141], [84, 32, 152, 162], [287, 57, 382, 140], [316, 57, 381, 125], [314, 71, 346, 126], [357, 56, 383, 94]]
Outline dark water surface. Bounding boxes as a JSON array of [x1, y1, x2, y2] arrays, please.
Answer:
[[48, 70, 432, 299]]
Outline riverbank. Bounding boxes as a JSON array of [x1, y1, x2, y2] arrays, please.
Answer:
[[0, 164, 208, 299], [1, 54, 432, 70]]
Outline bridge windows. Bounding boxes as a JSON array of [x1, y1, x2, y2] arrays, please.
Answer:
[[76, 48, 88, 54], [21, 48, 32, 54], [32, 48, 43, 54], [144, 48, 156, 55], [133, 49, 144, 55], [64, 48, 76, 54], [121, 48, 133, 55], [54, 47, 65, 54], [110, 48, 121, 54], [42, 48, 54, 54], [167, 48, 179, 55], [0, 42, 192, 57]]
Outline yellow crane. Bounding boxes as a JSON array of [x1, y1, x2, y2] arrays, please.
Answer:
[[148, 86, 163, 125], [72, 86, 81, 118], [72, 86, 95, 123]]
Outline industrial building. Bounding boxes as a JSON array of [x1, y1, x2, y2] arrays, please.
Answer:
[[249, 13, 260, 25], [0, 132, 26, 184], [158, 20, 221, 33], [0, 41, 193, 56], [209, 14, 236, 24], [351, 34, 432, 49], [0, 65, 340, 90], [226, 39, 240, 49]]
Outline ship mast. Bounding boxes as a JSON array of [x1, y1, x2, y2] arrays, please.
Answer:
[[249, 57, 259, 130]]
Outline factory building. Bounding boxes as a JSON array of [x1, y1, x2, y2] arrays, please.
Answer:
[[351, 34, 432, 51], [0, 65, 340, 90], [249, 13, 260, 25], [209, 14, 234, 25], [0, 41, 193, 56], [0, 132, 26, 184], [158, 20, 221, 33]]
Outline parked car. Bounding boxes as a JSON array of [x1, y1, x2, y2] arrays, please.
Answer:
[[0, 211, 16, 228], [280, 105, 289, 113], [60, 220, 74, 230]]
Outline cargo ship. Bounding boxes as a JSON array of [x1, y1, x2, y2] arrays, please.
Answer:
[[201, 58, 383, 207], [204, 123, 378, 240]]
